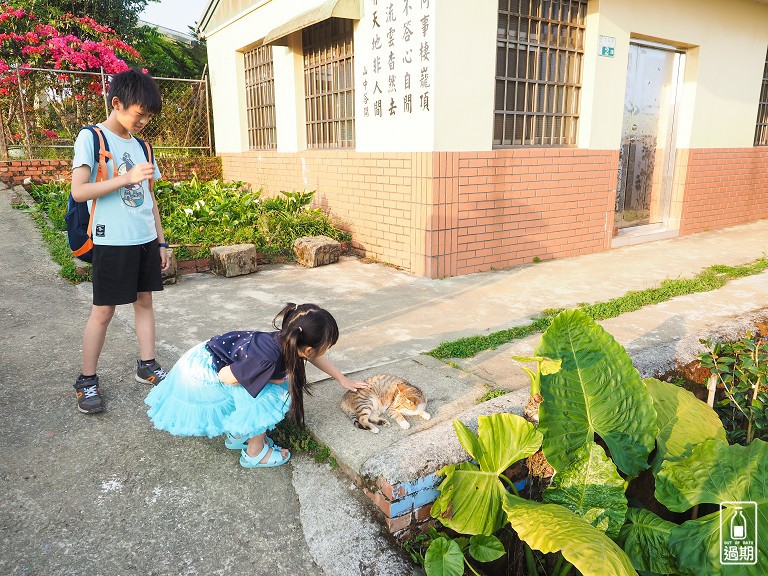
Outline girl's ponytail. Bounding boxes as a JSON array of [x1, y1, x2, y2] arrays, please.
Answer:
[[274, 303, 339, 428]]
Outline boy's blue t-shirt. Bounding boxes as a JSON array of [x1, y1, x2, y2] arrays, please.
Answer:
[[72, 124, 162, 246]]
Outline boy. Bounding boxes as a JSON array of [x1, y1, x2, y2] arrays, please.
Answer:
[[71, 68, 170, 414]]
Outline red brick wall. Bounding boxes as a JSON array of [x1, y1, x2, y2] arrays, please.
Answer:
[[220, 148, 619, 278], [0, 160, 71, 185], [448, 149, 618, 276], [0, 157, 222, 186], [220, 150, 420, 272], [157, 157, 222, 183], [680, 147, 768, 235]]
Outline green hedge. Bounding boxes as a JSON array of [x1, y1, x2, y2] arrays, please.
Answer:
[[27, 177, 351, 261]]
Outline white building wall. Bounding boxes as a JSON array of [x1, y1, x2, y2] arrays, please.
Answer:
[[273, 35, 307, 152], [580, 0, 768, 150], [353, 0, 498, 152], [204, 0, 328, 153], [204, 0, 768, 154], [354, 0, 436, 151], [432, 1, 497, 151]]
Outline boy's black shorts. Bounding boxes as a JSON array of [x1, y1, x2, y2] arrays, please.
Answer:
[[92, 240, 164, 306]]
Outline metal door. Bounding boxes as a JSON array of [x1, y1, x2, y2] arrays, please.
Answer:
[[615, 43, 684, 231]]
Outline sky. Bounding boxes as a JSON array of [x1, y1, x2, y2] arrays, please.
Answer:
[[139, 0, 211, 35]]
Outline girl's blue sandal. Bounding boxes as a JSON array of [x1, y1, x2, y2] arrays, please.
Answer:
[[240, 444, 291, 468], [225, 433, 274, 450]]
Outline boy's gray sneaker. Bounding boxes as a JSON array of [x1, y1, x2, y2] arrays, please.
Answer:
[[135, 360, 167, 385], [74, 375, 104, 414]]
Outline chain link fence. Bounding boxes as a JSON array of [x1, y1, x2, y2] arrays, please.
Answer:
[[0, 67, 212, 160]]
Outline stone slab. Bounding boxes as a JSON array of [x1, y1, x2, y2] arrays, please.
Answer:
[[304, 354, 491, 481], [293, 235, 341, 268], [210, 243, 257, 277]]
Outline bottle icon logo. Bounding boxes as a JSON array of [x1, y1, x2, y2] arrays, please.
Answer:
[[720, 501, 758, 565], [731, 507, 747, 540]]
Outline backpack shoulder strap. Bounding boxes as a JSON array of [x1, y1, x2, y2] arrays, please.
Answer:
[[78, 125, 113, 248], [84, 125, 113, 184], [134, 136, 153, 164], [134, 136, 156, 194]]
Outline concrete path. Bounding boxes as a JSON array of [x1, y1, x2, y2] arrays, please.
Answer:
[[142, 217, 768, 488], [0, 185, 417, 576], [3, 178, 768, 575]]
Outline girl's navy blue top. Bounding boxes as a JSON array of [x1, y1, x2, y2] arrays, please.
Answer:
[[205, 330, 286, 398]]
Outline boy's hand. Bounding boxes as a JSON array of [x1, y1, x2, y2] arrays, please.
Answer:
[[126, 161, 155, 184], [159, 247, 170, 271]]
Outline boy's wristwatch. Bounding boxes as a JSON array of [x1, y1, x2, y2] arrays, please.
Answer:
[[158, 242, 169, 248]]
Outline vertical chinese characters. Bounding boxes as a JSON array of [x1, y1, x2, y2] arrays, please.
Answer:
[[361, 0, 433, 120]]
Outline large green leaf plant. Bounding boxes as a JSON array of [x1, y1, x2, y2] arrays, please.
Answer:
[[426, 309, 765, 576], [430, 414, 543, 536]]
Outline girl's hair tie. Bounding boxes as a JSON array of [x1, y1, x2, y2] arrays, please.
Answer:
[[294, 304, 299, 310], [298, 326, 303, 332]]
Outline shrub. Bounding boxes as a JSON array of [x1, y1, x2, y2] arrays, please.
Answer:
[[26, 178, 351, 262], [155, 178, 350, 259]]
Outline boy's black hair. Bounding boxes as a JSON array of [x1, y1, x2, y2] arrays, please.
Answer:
[[107, 68, 162, 114]]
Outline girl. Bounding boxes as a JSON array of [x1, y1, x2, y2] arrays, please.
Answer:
[[145, 303, 367, 468]]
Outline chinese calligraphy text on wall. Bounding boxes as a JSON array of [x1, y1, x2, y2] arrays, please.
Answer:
[[360, 0, 435, 122]]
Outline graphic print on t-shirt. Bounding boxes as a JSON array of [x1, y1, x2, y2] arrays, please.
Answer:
[[117, 152, 144, 207]]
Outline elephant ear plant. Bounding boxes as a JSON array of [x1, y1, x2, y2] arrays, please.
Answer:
[[430, 414, 543, 537], [535, 309, 658, 479], [425, 309, 768, 576]]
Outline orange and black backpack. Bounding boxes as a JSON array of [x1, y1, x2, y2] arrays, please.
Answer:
[[65, 125, 154, 262]]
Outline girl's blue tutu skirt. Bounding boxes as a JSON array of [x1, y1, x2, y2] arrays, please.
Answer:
[[145, 342, 290, 440]]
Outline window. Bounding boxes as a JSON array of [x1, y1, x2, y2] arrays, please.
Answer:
[[755, 47, 768, 146], [303, 18, 355, 149], [244, 45, 276, 150], [494, 0, 587, 146]]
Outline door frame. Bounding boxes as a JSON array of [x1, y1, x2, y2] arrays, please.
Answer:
[[614, 38, 686, 238]]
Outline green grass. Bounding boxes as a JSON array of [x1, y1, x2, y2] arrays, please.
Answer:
[[427, 257, 768, 359], [477, 387, 511, 403], [14, 204, 92, 283], [271, 421, 337, 466]]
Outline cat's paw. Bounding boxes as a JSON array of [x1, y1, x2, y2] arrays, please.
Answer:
[[420, 412, 431, 420], [398, 420, 410, 429], [370, 425, 380, 434]]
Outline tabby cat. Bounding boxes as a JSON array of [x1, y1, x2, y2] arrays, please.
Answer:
[[340, 374, 431, 434]]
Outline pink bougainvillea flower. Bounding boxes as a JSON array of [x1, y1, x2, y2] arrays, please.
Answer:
[[1, 4, 143, 80]]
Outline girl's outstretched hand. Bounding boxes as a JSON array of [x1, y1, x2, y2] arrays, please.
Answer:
[[339, 376, 368, 391], [308, 356, 368, 391]]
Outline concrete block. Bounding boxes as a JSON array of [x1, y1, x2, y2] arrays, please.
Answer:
[[210, 244, 257, 277], [293, 235, 340, 268]]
